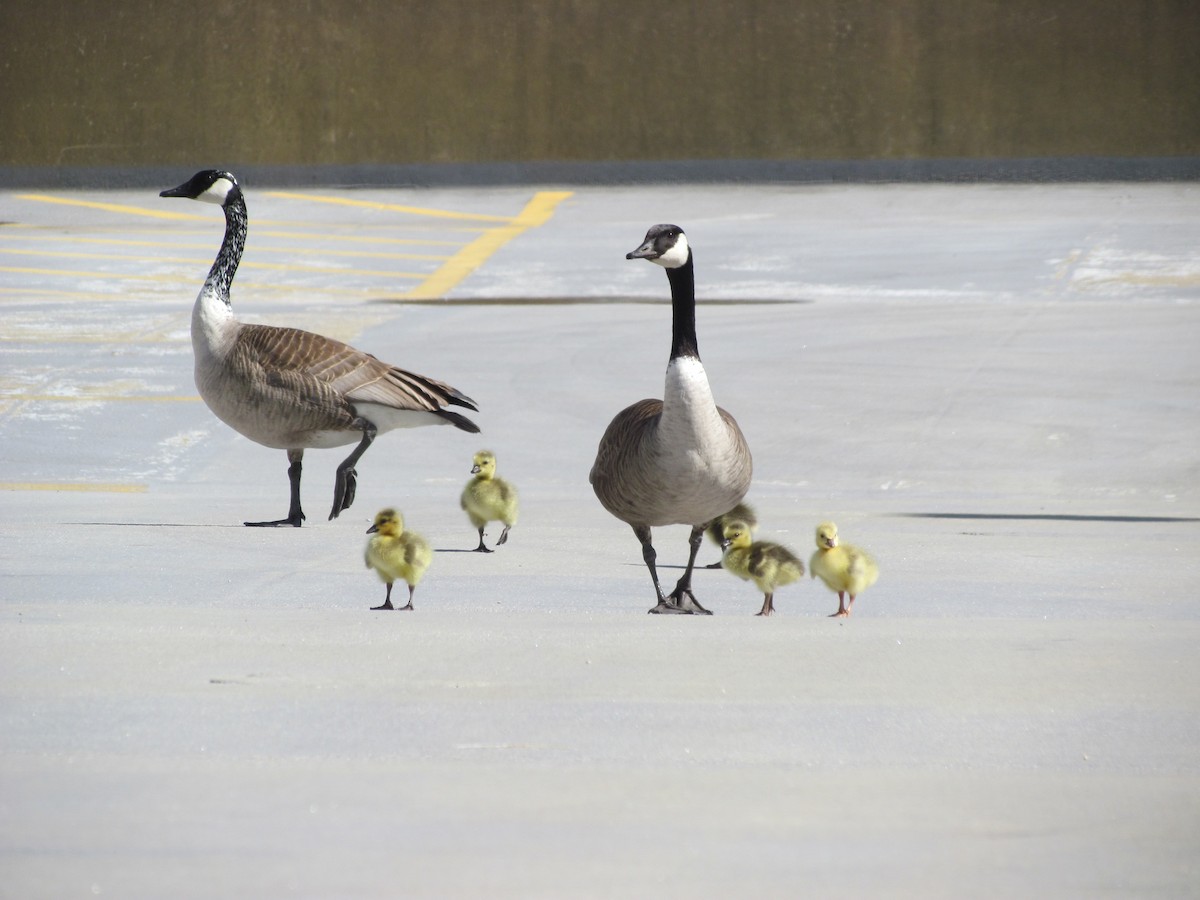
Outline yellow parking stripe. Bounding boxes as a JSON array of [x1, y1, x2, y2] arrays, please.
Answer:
[[266, 191, 514, 224], [3, 395, 200, 402], [0, 482, 148, 493], [16, 194, 207, 221], [0, 252, 432, 280], [407, 191, 573, 299]]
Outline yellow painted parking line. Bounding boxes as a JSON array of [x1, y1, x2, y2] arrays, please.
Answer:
[[0, 233, 460, 254], [0, 263, 427, 281], [266, 191, 515, 224], [3, 394, 200, 402], [407, 191, 573, 299], [0, 250, 432, 282], [16, 194, 208, 221], [0, 482, 148, 493]]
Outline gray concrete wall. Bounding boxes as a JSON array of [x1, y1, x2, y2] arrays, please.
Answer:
[[2, 1, 1197, 172]]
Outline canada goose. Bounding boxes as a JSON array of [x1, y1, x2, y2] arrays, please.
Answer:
[[809, 521, 879, 617], [365, 507, 432, 610], [590, 224, 752, 614], [704, 501, 758, 568], [720, 520, 804, 616], [460, 449, 519, 552], [160, 170, 479, 527]]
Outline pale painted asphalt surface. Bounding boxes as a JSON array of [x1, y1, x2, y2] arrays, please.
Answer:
[[2, 181, 1199, 898]]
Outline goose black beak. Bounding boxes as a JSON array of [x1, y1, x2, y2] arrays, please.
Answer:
[[366, 523, 379, 534], [626, 242, 658, 261], [160, 183, 190, 198]]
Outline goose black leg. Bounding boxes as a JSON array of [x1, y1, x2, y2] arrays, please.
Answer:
[[245, 449, 307, 527], [330, 419, 377, 520], [757, 593, 775, 617], [666, 526, 712, 614], [636, 525, 711, 615]]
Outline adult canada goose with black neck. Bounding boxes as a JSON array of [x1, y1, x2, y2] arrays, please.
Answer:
[[590, 224, 752, 614], [160, 170, 479, 526]]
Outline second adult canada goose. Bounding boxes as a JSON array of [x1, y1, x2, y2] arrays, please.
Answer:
[[590, 224, 752, 614], [160, 170, 479, 527]]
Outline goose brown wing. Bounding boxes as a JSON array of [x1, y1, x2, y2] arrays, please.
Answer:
[[589, 399, 663, 486], [240, 324, 478, 415]]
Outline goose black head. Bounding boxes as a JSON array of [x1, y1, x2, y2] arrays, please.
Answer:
[[160, 170, 241, 206], [626, 224, 690, 269]]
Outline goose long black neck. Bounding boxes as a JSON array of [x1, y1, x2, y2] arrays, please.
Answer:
[[667, 251, 700, 361], [205, 191, 247, 305]]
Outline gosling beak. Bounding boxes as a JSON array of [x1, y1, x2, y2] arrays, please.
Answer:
[[366, 523, 379, 534], [720, 539, 731, 551], [471, 464, 481, 474]]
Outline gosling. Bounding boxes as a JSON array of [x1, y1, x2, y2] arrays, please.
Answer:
[[809, 521, 879, 618], [460, 450, 518, 552], [704, 501, 758, 568], [365, 508, 432, 610], [720, 520, 805, 616]]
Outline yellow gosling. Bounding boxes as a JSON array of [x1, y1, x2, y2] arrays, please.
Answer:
[[704, 501, 758, 568], [460, 450, 519, 552], [364, 508, 432, 610], [720, 520, 805, 616], [809, 521, 879, 618]]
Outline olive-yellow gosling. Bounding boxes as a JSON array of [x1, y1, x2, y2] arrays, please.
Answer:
[[460, 450, 519, 552], [720, 520, 805, 616], [364, 508, 432, 610], [704, 501, 758, 568], [809, 521, 879, 618]]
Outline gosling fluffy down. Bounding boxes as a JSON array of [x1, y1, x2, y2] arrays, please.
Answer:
[[809, 521, 879, 618], [364, 508, 432, 610], [720, 520, 805, 616], [704, 501, 758, 568], [460, 450, 519, 552]]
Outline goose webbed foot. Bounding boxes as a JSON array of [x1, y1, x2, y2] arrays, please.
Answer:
[[329, 466, 358, 521], [704, 560, 723, 569], [245, 511, 306, 528], [648, 587, 713, 615], [249, 452, 306, 526], [371, 599, 394, 611]]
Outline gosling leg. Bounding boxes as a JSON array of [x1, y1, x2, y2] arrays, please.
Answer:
[[372, 582, 395, 611], [473, 526, 493, 553], [398, 584, 415, 611], [829, 591, 852, 618]]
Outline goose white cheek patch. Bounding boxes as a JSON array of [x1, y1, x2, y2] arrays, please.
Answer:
[[198, 178, 235, 205], [651, 233, 690, 269]]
